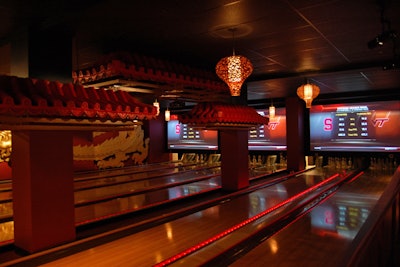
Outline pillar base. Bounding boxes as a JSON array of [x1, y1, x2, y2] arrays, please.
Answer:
[[220, 130, 249, 191], [12, 131, 75, 253]]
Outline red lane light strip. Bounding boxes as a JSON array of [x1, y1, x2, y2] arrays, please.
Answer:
[[153, 173, 340, 267], [346, 171, 364, 184]]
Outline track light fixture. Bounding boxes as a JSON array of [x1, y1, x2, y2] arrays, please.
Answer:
[[368, 30, 397, 49], [368, 0, 397, 49]]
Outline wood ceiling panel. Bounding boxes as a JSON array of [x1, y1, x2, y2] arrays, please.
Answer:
[[1, 0, 399, 104], [362, 69, 400, 89], [312, 72, 373, 93]]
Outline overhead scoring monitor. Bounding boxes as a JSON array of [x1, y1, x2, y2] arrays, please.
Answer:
[[309, 100, 400, 152]]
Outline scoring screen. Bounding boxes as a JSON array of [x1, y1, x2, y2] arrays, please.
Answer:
[[167, 120, 218, 150], [310, 100, 400, 152], [248, 107, 287, 151]]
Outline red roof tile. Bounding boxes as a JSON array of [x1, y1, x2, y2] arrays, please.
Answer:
[[179, 102, 268, 128], [0, 75, 156, 123], [72, 52, 228, 93]]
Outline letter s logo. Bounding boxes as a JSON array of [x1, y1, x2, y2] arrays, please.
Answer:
[[324, 118, 333, 131]]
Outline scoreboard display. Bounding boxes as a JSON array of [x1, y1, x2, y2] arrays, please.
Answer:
[[248, 107, 287, 151], [167, 107, 287, 151], [310, 100, 400, 152], [332, 106, 373, 139], [167, 119, 218, 150]]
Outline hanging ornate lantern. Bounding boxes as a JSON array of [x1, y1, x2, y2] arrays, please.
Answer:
[[153, 99, 160, 116], [269, 104, 275, 119], [216, 55, 253, 96], [164, 108, 170, 121], [297, 83, 320, 108]]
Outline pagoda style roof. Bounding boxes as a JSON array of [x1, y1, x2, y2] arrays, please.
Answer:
[[0, 75, 156, 130], [72, 52, 230, 103], [178, 102, 268, 129]]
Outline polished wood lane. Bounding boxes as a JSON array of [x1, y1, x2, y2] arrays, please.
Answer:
[[74, 177, 221, 223], [0, 161, 275, 246], [230, 169, 397, 267], [73, 162, 208, 190], [74, 166, 220, 204], [8, 170, 331, 266]]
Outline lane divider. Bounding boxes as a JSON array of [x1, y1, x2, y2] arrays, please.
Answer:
[[154, 173, 341, 267]]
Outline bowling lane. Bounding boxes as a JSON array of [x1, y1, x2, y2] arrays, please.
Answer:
[[0, 162, 277, 245], [74, 166, 221, 205], [32, 169, 340, 266], [74, 165, 278, 224], [229, 168, 397, 267], [74, 162, 211, 190], [0, 161, 206, 205], [74, 160, 196, 182], [0, 165, 221, 222], [161, 170, 348, 266], [75, 176, 221, 224]]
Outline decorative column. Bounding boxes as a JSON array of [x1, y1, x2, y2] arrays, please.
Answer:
[[178, 102, 267, 191], [146, 117, 170, 163], [285, 96, 306, 171], [12, 130, 75, 253], [220, 129, 249, 191]]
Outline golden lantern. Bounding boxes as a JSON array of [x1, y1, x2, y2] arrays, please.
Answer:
[[216, 54, 253, 96], [153, 99, 160, 116], [164, 108, 170, 122], [297, 83, 320, 108], [269, 105, 275, 119]]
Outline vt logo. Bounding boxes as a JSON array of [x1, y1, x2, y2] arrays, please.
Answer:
[[372, 111, 390, 128], [267, 117, 280, 130]]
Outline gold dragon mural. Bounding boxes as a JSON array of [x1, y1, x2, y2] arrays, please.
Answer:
[[0, 130, 11, 163], [74, 126, 149, 170], [0, 126, 149, 173]]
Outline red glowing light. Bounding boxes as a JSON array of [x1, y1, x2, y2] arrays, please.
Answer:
[[154, 173, 341, 266]]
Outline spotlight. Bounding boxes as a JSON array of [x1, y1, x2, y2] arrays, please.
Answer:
[[368, 35, 384, 49], [368, 31, 397, 49]]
